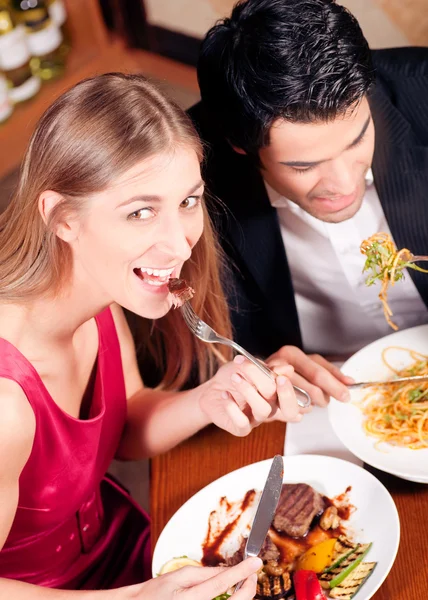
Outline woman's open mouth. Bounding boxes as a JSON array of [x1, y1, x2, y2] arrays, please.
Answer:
[[133, 266, 175, 288]]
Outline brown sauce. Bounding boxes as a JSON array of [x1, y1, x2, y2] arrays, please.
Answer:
[[202, 486, 353, 569], [202, 489, 257, 566]]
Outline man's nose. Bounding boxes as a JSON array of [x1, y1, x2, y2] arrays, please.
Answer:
[[325, 158, 356, 196]]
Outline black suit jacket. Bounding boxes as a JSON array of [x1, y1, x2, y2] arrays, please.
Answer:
[[189, 47, 428, 358]]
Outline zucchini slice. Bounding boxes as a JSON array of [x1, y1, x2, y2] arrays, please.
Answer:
[[330, 561, 377, 599], [319, 543, 372, 589], [323, 538, 357, 574]]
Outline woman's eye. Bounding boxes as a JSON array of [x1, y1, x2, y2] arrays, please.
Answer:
[[128, 207, 155, 221], [180, 196, 201, 210]]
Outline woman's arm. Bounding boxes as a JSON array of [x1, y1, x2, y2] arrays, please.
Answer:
[[111, 304, 299, 460], [0, 579, 115, 599], [110, 304, 211, 459], [0, 379, 35, 552]]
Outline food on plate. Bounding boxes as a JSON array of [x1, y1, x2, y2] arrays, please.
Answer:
[[167, 277, 195, 308], [329, 562, 377, 599], [296, 538, 338, 573], [360, 232, 428, 330], [319, 542, 372, 588], [356, 347, 428, 449], [294, 569, 325, 600], [158, 556, 202, 574], [273, 483, 325, 538], [197, 483, 374, 599]]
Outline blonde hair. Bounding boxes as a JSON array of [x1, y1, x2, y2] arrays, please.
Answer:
[[0, 73, 232, 388]]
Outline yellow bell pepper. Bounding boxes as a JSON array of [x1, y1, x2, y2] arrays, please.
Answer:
[[296, 538, 338, 574]]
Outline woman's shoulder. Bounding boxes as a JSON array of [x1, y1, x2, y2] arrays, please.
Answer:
[[0, 378, 36, 466]]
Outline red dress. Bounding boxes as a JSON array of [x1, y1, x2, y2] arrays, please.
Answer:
[[0, 308, 151, 589]]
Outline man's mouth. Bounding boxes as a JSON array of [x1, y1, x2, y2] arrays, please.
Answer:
[[311, 189, 359, 213], [133, 266, 175, 287]]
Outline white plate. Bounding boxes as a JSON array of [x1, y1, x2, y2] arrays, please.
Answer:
[[152, 455, 400, 600], [329, 324, 428, 483]]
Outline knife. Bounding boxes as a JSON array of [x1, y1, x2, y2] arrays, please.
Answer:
[[233, 455, 284, 593]]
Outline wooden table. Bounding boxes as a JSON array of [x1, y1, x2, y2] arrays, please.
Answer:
[[151, 421, 428, 599]]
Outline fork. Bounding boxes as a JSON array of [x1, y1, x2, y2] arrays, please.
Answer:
[[347, 374, 428, 389], [180, 302, 311, 409]]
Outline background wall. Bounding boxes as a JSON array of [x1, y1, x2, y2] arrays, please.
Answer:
[[145, 0, 428, 48]]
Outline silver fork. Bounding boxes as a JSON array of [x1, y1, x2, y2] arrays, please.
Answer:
[[347, 374, 428, 389], [180, 302, 311, 409]]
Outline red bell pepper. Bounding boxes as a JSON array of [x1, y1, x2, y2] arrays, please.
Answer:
[[293, 570, 325, 600]]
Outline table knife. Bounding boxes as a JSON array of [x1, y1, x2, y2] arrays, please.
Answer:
[[233, 454, 284, 593]]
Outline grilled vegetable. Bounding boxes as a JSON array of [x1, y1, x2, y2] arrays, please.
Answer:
[[293, 570, 325, 600], [323, 538, 357, 574], [256, 572, 291, 599], [296, 538, 338, 573], [319, 543, 372, 589], [330, 561, 377, 599]]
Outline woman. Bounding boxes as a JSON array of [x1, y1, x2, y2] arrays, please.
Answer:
[[0, 73, 300, 598]]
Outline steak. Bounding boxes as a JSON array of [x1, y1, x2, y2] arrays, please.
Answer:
[[221, 532, 280, 566], [167, 277, 195, 307], [220, 536, 246, 566], [273, 483, 325, 538], [259, 534, 280, 562]]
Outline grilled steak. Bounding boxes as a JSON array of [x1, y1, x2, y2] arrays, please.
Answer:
[[220, 536, 246, 567], [273, 483, 325, 537], [221, 533, 280, 566], [167, 277, 195, 307], [259, 535, 280, 562]]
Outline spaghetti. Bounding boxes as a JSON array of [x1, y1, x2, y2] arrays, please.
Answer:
[[360, 232, 428, 330], [357, 347, 428, 450]]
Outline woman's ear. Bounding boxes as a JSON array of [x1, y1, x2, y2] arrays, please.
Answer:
[[38, 190, 80, 242]]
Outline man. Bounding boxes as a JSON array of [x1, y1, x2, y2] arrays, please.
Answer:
[[189, 0, 428, 404]]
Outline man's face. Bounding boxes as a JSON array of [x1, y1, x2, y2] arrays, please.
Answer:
[[258, 97, 375, 223]]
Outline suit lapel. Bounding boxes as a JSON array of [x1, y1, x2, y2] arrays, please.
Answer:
[[371, 84, 428, 307], [213, 146, 302, 346]]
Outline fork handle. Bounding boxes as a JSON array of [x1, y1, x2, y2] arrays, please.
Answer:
[[220, 338, 311, 409]]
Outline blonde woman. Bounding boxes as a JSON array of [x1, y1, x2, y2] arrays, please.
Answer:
[[0, 74, 300, 598]]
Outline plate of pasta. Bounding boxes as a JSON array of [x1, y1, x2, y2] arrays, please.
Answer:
[[329, 324, 428, 483]]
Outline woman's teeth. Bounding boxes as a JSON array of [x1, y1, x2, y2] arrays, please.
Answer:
[[136, 266, 174, 287]]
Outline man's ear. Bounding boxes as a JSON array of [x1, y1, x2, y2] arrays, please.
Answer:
[[38, 190, 79, 243], [231, 145, 246, 155]]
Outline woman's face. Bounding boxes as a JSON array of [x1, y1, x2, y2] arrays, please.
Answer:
[[69, 146, 204, 319]]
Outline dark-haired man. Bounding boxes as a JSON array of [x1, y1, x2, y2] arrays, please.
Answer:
[[189, 0, 428, 406]]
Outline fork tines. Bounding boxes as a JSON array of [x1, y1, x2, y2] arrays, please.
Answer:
[[180, 302, 200, 333]]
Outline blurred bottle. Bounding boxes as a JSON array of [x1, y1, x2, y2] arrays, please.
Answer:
[[12, 0, 65, 81], [45, 0, 71, 57], [0, 1, 41, 103], [0, 71, 13, 122]]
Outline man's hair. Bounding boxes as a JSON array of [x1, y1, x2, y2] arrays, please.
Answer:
[[198, 0, 375, 156]]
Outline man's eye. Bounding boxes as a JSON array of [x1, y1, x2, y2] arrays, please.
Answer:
[[128, 207, 155, 220], [292, 165, 316, 174], [180, 196, 201, 210]]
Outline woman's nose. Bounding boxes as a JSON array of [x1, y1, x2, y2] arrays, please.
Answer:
[[156, 221, 193, 262]]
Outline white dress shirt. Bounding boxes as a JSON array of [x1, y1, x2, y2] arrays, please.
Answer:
[[266, 170, 428, 357]]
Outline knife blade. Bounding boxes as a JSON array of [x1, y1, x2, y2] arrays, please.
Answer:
[[234, 454, 284, 593]]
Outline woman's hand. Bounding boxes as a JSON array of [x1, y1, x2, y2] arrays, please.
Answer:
[[199, 354, 301, 437], [129, 557, 262, 600], [267, 346, 354, 407]]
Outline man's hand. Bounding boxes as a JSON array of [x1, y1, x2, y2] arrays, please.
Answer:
[[267, 346, 354, 407]]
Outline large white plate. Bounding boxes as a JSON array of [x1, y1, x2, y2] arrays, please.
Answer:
[[152, 455, 400, 600], [329, 324, 428, 483]]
